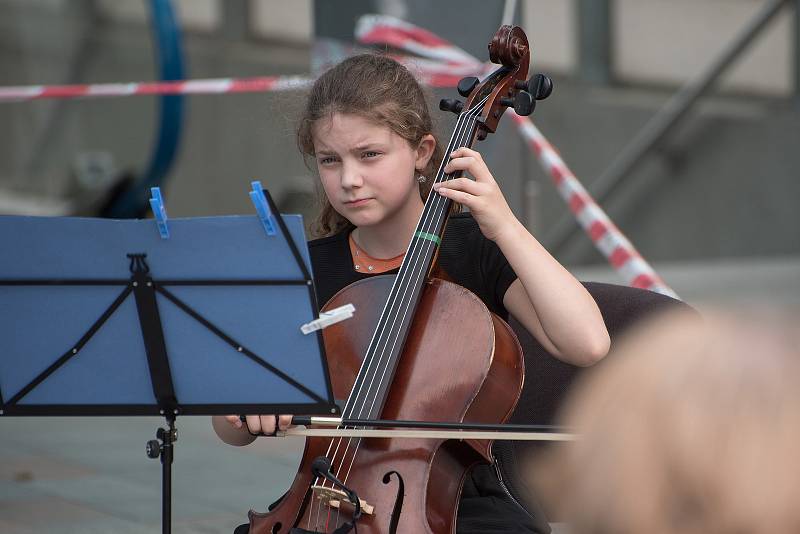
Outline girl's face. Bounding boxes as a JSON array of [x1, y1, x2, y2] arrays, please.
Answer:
[[312, 112, 435, 231]]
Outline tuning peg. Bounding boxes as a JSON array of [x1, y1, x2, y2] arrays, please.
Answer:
[[439, 98, 464, 114], [513, 91, 534, 116], [499, 92, 534, 116], [531, 73, 553, 100], [457, 76, 479, 97], [515, 74, 554, 101]]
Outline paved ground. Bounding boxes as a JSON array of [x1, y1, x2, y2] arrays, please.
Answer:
[[0, 415, 304, 533]]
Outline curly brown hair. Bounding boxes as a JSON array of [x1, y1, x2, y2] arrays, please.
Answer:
[[297, 54, 445, 237]]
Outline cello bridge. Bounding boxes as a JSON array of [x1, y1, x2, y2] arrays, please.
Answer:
[[311, 485, 375, 516]]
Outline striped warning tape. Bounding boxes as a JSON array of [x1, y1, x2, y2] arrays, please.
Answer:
[[356, 14, 481, 67], [354, 15, 678, 298], [0, 70, 466, 103], [0, 15, 678, 297], [0, 76, 313, 102], [511, 113, 677, 297]]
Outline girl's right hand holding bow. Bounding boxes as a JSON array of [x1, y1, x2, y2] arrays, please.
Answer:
[[212, 414, 294, 446], [225, 414, 294, 436]]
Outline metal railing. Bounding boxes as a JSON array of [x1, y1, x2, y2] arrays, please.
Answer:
[[545, 0, 797, 257]]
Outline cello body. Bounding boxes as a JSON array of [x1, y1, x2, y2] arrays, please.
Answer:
[[248, 275, 524, 533]]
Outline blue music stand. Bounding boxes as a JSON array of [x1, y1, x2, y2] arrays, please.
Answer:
[[0, 189, 338, 534]]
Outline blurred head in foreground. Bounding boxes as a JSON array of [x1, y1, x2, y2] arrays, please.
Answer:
[[533, 309, 800, 534]]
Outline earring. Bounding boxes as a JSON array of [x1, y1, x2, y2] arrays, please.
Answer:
[[417, 175, 427, 183]]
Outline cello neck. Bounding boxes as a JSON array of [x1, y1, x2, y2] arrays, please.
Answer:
[[402, 95, 487, 278]]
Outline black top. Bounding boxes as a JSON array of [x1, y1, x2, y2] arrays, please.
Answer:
[[308, 212, 549, 534], [309, 212, 518, 316]]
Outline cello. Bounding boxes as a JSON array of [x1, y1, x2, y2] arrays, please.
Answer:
[[248, 24, 551, 534]]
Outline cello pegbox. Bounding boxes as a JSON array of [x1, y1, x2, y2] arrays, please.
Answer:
[[464, 25, 531, 135]]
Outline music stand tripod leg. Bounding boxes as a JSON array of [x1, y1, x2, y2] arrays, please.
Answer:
[[146, 414, 177, 534]]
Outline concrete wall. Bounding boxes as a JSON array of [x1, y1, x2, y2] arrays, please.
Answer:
[[524, 0, 796, 95], [43, 0, 799, 95]]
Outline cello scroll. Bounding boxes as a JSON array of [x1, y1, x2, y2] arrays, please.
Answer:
[[441, 24, 552, 140]]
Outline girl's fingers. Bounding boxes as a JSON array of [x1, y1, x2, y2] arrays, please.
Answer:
[[435, 177, 483, 195], [243, 415, 278, 435], [244, 415, 262, 434], [260, 415, 278, 435], [435, 187, 476, 206], [450, 146, 480, 159], [235, 414, 296, 435], [225, 414, 243, 428], [278, 414, 294, 430], [447, 148, 493, 182]]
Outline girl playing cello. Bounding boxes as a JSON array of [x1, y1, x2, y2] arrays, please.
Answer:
[[216, 53, 609, 533]]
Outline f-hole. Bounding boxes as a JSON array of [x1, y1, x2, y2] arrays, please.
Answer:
[[382, 470, 405, 534]]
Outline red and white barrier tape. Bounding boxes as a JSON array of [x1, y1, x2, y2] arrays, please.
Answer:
[[0, 15, 677, 297], [356, 15, 480, 67], [0, 69, 473, 103], [0, 15, 480, 103], [354, 15, 678, 298], [511, 114, 678, 297], [0, 76, 314, 102]]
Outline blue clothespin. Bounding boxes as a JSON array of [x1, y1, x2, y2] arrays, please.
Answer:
[[149, 187, 169, 239], [249, 181, 277, 236]]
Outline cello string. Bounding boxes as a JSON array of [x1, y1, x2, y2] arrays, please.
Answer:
[[336, 98, 486, 462], [315, 496, 323, 531], [321, 98, 480, 464], [342, 98, 483, 419], [349, 109, 482, 428], [345, 95, 487, 423], [338, 115, 482, 484], [304, 104, 478, 528], [313, 106, 480, 507], [305, 102, 483, 529], [339, 102, 482, 426], [307, 90, 489, 529], [333, 97, 487, 486], [345, 95, 487, 425], [311, 108, 480, 522]]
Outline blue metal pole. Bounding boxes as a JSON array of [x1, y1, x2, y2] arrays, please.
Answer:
[[105, 0, 185, 218]]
